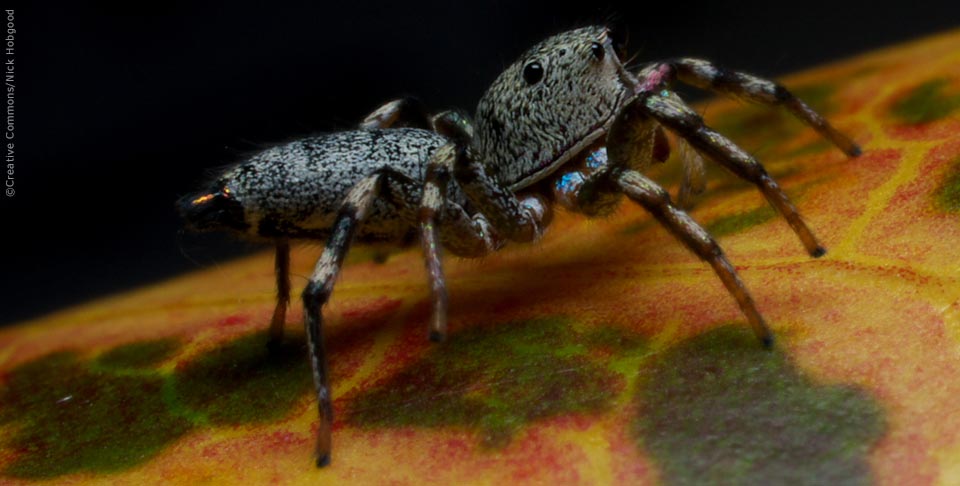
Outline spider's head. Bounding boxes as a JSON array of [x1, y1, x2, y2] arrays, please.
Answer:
[[474, 25, 636, 190]]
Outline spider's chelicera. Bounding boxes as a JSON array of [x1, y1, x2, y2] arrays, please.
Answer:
[[180, 26, 860, 467]]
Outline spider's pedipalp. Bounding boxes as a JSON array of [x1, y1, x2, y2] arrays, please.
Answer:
[[616, 170, 773, 347], [641, 90, 826, 257], [665, 58, 861, 157], [453, 146, 553, 244]]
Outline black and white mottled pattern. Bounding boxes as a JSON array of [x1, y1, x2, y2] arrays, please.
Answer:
[[223, 128, 448, 241]]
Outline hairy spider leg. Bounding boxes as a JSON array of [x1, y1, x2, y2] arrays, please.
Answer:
[[266, 99, 435, 351], [661, 58, 861, 157], [642, 90, 827, 257], [267, 240, 291, 349], [301, 156, 504, 464], [634, 59, 861, 210], [615, 170, 773, 347], [550, 109, 774, 346], [419, 155, 451, 343], [418, 144, 502, 341], [359, 97, 433, 131], [416, 125, 555, 343], [302, 173, 385, 467]]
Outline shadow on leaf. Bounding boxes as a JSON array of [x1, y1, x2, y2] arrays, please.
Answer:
[[633, 325, 885, 485], [172, 332, 312, 425], [344, 317, 647, 448]]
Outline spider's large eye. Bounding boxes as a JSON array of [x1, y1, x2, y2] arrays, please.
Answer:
[[590, 42, 605, 61], [522, 61, 543, 85]]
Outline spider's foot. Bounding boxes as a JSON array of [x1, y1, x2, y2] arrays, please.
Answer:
[[315, 424, 332, 468], [266, 334, 284, 354], [811, 246, 827, 258], [761, 333, 774, 350], [429, 329, 446, 343]]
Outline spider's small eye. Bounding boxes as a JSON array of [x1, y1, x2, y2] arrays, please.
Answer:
[[590, 42, 605, 61], [522, 61, 543, 85]]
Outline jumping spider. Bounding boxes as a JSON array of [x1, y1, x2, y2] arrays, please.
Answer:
[[180, 26, 859, 467]]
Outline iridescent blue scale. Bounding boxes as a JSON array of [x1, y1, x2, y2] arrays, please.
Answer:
[[585, 147, 608, 170], [555, 171, 584, 194]]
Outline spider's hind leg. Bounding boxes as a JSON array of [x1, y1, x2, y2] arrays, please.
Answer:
[[267, 240, 291, 351], [359, 97, 432, 130], [302, 173, 384, 467]]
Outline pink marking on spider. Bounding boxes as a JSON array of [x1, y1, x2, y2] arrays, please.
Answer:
[[636, 64, 672, 95]]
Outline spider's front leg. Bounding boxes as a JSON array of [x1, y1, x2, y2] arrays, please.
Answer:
[[639, 89, 828, 257], [635, 59, 861, 211], [642, 59, 861, 157], [613, 169, 773, 347], [565, 102, 778, 347]]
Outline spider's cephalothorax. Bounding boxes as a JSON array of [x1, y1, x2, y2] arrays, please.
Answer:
[[475, 26, 634, 189], [181, 27, 861, 468]]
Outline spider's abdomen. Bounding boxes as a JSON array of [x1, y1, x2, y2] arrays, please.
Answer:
[[184, 128, 447, 241]]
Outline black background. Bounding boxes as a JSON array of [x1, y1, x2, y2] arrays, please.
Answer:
[[2, 1, 958, 325]]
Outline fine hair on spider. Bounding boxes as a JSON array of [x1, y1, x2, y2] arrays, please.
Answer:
[[180, 25, 859, 467]]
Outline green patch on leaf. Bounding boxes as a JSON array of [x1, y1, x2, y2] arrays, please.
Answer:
[[705, 205, 777, 237], [0, 352, 192, 479], [935, 157, 960, 213], [95, 338, 181, 370], [0, 331, 315, 480], [633, 326, 886, 485], [890, 78, 960, 125], [344, 317, 648, 448]]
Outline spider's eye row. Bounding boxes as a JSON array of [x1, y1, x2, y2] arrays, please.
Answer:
[[522, 61, 544, 85], [590, 42, 604, 61]]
